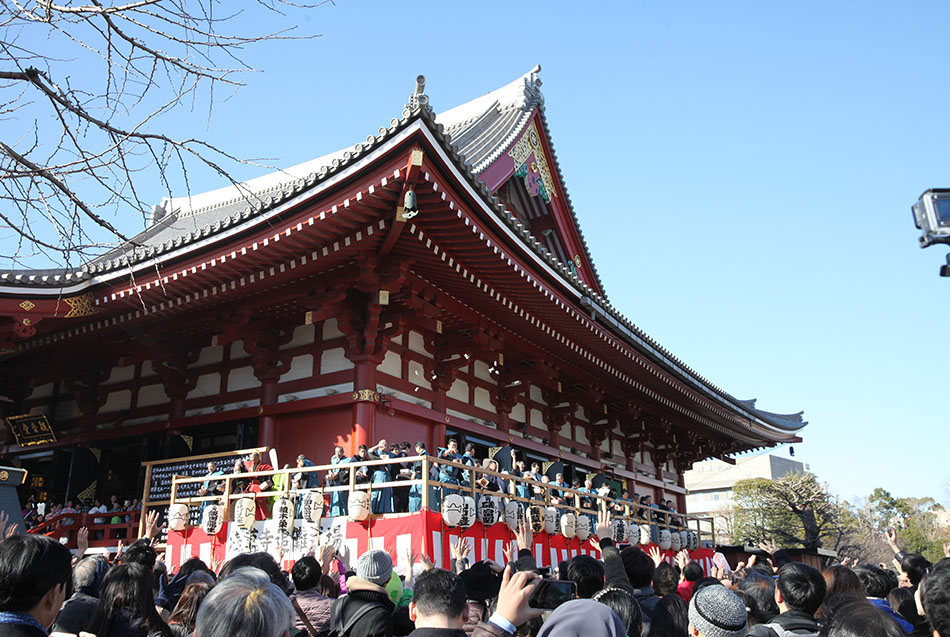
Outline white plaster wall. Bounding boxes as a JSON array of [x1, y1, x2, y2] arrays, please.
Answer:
[[473, 361, 495, 383], [282, 324, 316, 351], [187, 373, 222, 400], [140, 360, 157, 378], [230, 340, 250, 360], [530, 385, 543, 403], [190, 346, 223, 369], [408, 360, 430, 389], [56, 399, 81, 421], [447, 378, 469, 403], [408, 331, 428, 355], [530, 408, 544, 429], [101, 390, 132, 413], [320, 348, 352, 374], [28, 382, 54, 400], [137, 383, 168, 408], [379, 351, 402, 377], [283, 354, 314, 382], [474, 387, 493, 411], [107, 365, 135, 384], [574, 406, 588, 423], [575, 427, 589, 444], [390, 333, 403, 345], [323, 318, 343, 340], [510, 403, 526, 423], [227, 366, 258, 392]]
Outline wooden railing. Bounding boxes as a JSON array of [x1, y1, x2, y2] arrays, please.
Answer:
[[169, 454, 716, 546], [28, 510, 141, 550]]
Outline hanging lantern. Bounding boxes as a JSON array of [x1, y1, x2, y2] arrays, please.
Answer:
[[625, 521, 639, 544], [348, 491, 370, 522], [526, 505, 545, 534], [679, 530, 689, 549], [442, 494, 464, 527], [167, 503, 189, 532], [478, 497, 498, 526], [610, 519, 626, 544], [688, 531, 699, 550], [559, 512, 576, 538], [670, 530, 682, 552], [543, 507, 557, 534], [302, 490, 324, 524], [234, 498, 257, 530], [638, 524, 652, 546], [460, 496, 476, 528], [658, 529, 672, 551], [505, 501, 524, 532], [273, 497, 293, 536], [575, 515, 591, 541], [201, 504, 225, 536]]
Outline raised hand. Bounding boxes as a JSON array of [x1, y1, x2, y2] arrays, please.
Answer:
[[143, 510, 161, 540], [504, 542, 515, 564], [758, 539, 779, 556], [675, 549, 689, 570], [453, 538, 472, 562], [885, 527, 900, 551], [514, 518, 533, 551], [648, 545, 663, 567], [594, 506, 611, 540], [495, 564, 543, 627], [76, 527, 89, 560]]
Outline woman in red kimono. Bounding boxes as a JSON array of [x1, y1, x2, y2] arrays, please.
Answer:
[[243, 451, 274, 520]]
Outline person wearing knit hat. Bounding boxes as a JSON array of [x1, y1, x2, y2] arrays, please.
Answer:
[[688, 584, 748, 637], [357, 549, 394, 587]]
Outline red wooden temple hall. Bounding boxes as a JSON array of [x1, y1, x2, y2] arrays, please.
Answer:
[[0, 67, 805, 510]]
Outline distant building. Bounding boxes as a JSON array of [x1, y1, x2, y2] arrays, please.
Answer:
[[684, 454, 808, 542]]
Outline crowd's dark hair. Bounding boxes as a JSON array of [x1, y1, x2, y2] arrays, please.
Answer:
[[447, 438, 458, 446], [412, 568, 467, 619], [168, 581, 213, 631], [693, 577, 723, 594], [746, 561, 775, 579], [683, 561, 703, 583], [620, 546, 655, 588], [648, 593, 688, 637], [901, 553, 932, 587], [415, 441, 426, 449], [593, 588, 642, 636], [177, 557, 213, 582], [566, 554, 606, 599], [121, 538, 157, 570], [822, 565, 864, 598], [924, 559, 950, 637], [853, 564, 891, 599], [320, 573, 340, 598], [88, 563, 173, 637], [738, 576, 779, 624], [219, 552, 291, 594], [777, 561, 826, 615], [291, 556, 322, 591], [652, 561, 678, 597], [0, 534, 72, 612], [822, 597, 904, 637], [887, 587, 918, 625]]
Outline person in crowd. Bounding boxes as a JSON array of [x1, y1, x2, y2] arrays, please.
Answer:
[[887, 587, 919, 631], [406, 568, 468, 637], [886, 528, 933, 592], [746, 562, 825, 637], [923, 559, 950, 637], [649, 593, 689, 637], [653, 561, 679, 598], [736, 576, 779, 628], [243, 451, 275, 520], [536, 599, 626, 637], [52, 554, 111, 634], [0, 534, 72, 636], [328, 445, 351, 517], [167, 581, 212, 637], [409, 442, 428, 513], [195, 567, 294, 637], [370, 440, 395, 514], [291, 555, 335, 635], [621, 545, 661, 630], [329, 549, 396, 637], [87, 562, 173, 637], [853, 564, 914, 631], [566, 555, 606, 600], [590, 510, 642, 637], [218, 552, 292, 595], [438, 439, 464, 493], [822, 597, 905, 637], [678, 561, 703, 604], [687, 584, 747, 637]]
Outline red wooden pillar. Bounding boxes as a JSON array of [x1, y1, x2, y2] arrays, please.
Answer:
[[258, 378, 278, 449], [352, 360, 376, 452]]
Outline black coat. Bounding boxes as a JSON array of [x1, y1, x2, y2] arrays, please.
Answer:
[[0, 624, 47, 637], [330, 577, 396, 637]]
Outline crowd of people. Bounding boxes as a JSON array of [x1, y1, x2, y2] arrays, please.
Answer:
[[196, 440, 686, 529], [21, 494, 142, 533], [1, 505, 948, 637]]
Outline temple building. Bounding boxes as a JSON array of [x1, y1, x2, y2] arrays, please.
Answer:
[[0, 68, 805, 510]]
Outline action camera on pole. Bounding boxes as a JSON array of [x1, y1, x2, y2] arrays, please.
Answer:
[[911, 189, 950, 276]]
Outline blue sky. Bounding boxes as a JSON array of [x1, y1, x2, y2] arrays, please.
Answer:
[[17, 1, 950, 504]]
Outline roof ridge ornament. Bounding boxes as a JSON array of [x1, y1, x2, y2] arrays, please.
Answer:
[[524, 64, 543, 107], [404, 75, 433, 118]]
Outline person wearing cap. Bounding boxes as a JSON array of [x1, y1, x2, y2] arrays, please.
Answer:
[[687, 584, 748, 637], [329, 549, 396, 637]]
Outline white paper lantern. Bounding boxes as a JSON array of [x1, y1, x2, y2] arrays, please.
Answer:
[[348, 491, 370, 522], [234, 497, 257, 530], [610, 519, 626, 544], [688, 531, 699, 550], [167, 503, 189, 532], [679, 530, 689, 549], [526, 505, 545, 534], [442, 494, 464, 527], [575, 515, 591, 541], [658, 529, 672, 550], [560, 512, 576, 538], [273, 497, 293, 535], [201, 504, 225, 535], [670, 530, 682, 551], [639, 524, 652, 546], [460, 496, 477, 528], [543, 507, 558, 534], [505, 501, 524, 531], [624, 521, 639, 544], [478, 497, 499, 525], [301, 491, 324, 524]]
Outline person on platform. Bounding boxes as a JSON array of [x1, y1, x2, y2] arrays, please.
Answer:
[[460, 444, 478, 488], [370, 439, 395, 515], [328, 446, 351, 517], [243, 451, 275, 520], [509, 455, 530, 501], [438, 439, 464, 501], [551, 473, 569, 505], [409, 442, 428, 513], [477, 458, 506, 497], [0, 535, 72, 637], [353, 445, 372, 485], [293, 454, 321, 491], [393, 443, 412, 513], [197, 461, 225, 512]]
